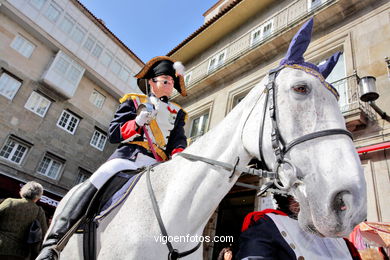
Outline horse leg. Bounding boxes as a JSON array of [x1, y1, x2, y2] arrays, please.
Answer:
[[36, 180, 97, 260]]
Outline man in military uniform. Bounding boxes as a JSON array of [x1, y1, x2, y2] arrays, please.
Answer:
[[37, 56, 188, 260]]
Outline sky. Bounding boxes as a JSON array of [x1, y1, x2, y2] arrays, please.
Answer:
[[79, 0, 218, 63]]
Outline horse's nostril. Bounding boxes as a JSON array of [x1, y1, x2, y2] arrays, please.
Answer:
[[333, 191, 351, 214]]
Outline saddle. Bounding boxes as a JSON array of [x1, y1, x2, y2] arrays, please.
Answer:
[[76, 168, 145, 260]]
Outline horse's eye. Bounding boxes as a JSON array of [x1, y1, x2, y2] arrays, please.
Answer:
[[292, 84, 309, 94]]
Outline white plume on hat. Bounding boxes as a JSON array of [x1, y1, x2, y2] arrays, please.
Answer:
[[173, 61, 185, 76]]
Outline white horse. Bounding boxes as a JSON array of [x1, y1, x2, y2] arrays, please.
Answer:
[[53, 19, 366, 259]]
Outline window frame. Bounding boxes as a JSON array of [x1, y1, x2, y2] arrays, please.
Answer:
[[75, 168, 91, 185], [24, 91, 51, 117], [250, 19, 274, 46], [10, 34, 36, 58], [184, 72, 192, 86], [90, 129, 107, 151], [189, 112, 210, 139], [89, 89, 106, 109], [29, 0, 47, 10], [59, 13, 75, 35], [57, 110, 81, 134], [43, 1, 62, 23], [0, 136, 30, 165], [37, 153, 64, 180], [0, 70, 23, 100], [207, 50, 227, 74]]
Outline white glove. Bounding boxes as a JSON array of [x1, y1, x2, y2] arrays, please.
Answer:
[[135, 110, 154, 126]]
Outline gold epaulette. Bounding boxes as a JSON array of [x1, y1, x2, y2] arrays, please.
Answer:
[[119, 93, 147, 104], [169, 101, 188, 123]]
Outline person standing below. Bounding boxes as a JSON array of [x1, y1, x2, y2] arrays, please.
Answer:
[[36, 56, 188, 260], [236, 193, 361, 260], [0, 181, 48, 260]]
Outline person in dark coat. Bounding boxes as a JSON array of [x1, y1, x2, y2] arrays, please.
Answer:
[[236, 193, 361, 260], [0, 181, 48, 260], [36, 56, 188, 260]]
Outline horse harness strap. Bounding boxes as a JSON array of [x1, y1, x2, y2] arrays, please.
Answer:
[[176, 153, 276, 179], [146, 167, 201, 260]]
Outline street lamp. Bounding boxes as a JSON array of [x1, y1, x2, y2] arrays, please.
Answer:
[[359, 76, 390, 122]]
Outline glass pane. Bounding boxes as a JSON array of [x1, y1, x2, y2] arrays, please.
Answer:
[[110, 60, 122, 74], [38, 157, 50, 174], [91, 131, 99, 146], [11, 145, 26, 163], [30, 0, 46, 10], [59, 15, 74, 34], [54, 57, 70, 74], [0, 73, 22, 100], [47, 160, 60, 178], [44, 3, 61, 22], [71, 25, 85, 43], [83, 36, 95, 52], [0, 139, 15, 159], [67, 65, 81, 84], [100, 52, 113, 67], [91, 44, 103, 58], [58, 111, 69, 127], [98, 134, 106, 149]]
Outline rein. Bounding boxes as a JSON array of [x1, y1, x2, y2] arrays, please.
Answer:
[[146, 166, 201, 260]]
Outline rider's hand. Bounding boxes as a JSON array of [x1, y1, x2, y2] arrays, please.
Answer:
[[135, 110, 154, 126]]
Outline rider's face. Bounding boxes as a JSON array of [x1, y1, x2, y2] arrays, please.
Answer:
[[149, 75, 174, 98]]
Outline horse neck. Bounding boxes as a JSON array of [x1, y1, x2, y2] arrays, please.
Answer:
[[156, 83, 266, 235]]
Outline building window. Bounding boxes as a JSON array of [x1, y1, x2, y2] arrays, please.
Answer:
[[190, 113, 209, 139], [75, 168, 91, 185], [251, 20, 273, 46], [208, 50, 226, 73], [24, 91, 51, 117], [53, 52, 84, 86], [119, 66, 131, 82], [100, 51, 113, 67], [29, 0, 46, 10], [90, 130, 107, 151], [44, 2, 62, 23], [83, 35, 96, 52], [57, 110, 80, 134], [184, 72, 192, 86], [317, 52, 347, 111], [0, 137, 29, 165], [91, 42, 103, 58], [0, 71, 22, 100], [89, 89, 105, 109], [70, 24, 86, 44], [10, 35, 36, 58], [59, 14, 75, 34], [37, 154, 63, 179], [308, 0, 324, 11], [110, 60, 122, 75]]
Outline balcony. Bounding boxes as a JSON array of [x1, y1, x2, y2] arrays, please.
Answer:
[[331, 74, 375, 131], [173, 0, 377, 102]]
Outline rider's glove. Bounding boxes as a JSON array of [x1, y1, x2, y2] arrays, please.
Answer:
[[135, 110, 156, 126]]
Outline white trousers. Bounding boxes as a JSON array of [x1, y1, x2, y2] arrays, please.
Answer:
[[89, 153, 157, 189]]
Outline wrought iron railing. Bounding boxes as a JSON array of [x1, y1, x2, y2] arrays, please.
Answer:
[[331, 74, 375, 119]]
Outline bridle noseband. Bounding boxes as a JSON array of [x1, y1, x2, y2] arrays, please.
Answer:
[[259, 66, 353, 190]]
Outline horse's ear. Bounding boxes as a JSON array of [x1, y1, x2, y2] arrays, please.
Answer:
[[280, 18, 314, 65], [318, 51, 342, 79]]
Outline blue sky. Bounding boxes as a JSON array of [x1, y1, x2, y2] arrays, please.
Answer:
[[79, 0, 217, 63]]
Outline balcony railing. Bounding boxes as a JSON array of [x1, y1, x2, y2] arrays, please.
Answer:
[[184, 0, 335, 90], [331, 74, 375, 120]]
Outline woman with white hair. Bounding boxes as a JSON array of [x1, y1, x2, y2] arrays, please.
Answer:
[[0, 181, 48, 260]]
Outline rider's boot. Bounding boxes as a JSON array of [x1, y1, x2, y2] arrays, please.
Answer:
[[36, 180, 98, 260]]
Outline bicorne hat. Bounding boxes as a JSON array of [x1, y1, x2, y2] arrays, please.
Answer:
[[135, 56, 187, 96]]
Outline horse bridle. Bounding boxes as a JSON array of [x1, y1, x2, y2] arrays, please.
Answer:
[[147, 66, 354, 259], [259, 66, 353, 190]]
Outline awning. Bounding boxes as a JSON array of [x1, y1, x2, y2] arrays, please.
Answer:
[[0, 173, 62, 213], [357, 142, 390, 154]]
